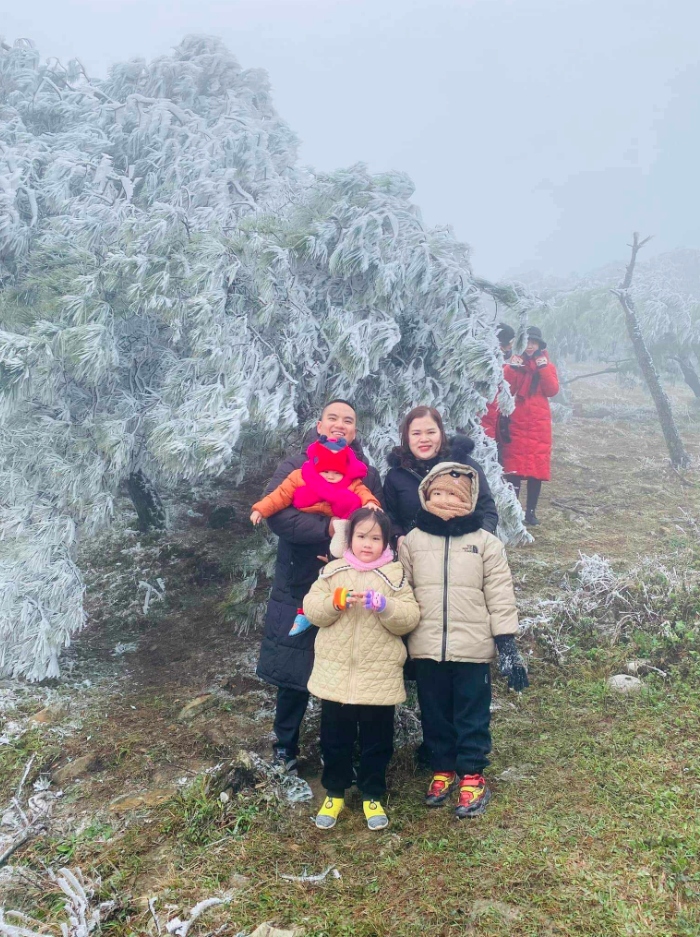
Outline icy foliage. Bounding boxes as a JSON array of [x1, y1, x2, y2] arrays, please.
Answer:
[[0, 865, 231, 937], [0, 36, 526, 679], [521, 552, 700, 664]]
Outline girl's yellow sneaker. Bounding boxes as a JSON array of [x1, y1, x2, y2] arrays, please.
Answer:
[[315, 795, 345, 829], [363, 799, 389, 830]]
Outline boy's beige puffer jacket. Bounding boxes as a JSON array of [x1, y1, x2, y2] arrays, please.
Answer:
[[398, 461, 518, 663], [303, 558, 420, 705], [399, 528, 518, 662]]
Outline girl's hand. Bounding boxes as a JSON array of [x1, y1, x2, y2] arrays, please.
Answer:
[[345, 591, 366, 607], [250, 510, 263, 525], [364, 589, 387, 612]]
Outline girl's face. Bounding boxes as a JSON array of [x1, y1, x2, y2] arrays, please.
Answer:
[[408, 416, 442, 461], [350, 518, 385, 563], [525, 339, 541, 356]]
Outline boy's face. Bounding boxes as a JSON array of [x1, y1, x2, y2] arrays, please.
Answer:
[[427, 484, 465, 512], [319, 470, 343, 483], [350, 518, 385, 563]]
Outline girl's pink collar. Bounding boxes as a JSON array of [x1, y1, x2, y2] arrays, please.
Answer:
[[342, 546, 394, 571]]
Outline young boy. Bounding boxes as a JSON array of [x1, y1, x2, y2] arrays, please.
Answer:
[[399, 437, 529, 818]]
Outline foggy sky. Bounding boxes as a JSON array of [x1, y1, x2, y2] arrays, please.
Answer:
[[4, 0, 699, 280]]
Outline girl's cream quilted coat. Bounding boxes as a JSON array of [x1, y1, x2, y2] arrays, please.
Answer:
[[303, 559, 420, 705]]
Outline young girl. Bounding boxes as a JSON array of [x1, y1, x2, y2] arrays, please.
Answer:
[[399, 442, 529, 819], [303, 508, 420, 831]]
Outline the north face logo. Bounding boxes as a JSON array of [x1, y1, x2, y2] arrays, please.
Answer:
[[461, 545, 479, 554]]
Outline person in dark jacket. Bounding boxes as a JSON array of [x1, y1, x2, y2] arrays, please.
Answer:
[[384, 406, 499, 546], [256, 399, 384, 773]]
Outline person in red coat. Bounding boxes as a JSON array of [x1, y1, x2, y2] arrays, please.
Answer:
[[481, 323, 515, 459], [501, 326, 559, 526]]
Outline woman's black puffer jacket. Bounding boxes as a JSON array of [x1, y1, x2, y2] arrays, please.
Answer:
[[383, 434, 499, 538]]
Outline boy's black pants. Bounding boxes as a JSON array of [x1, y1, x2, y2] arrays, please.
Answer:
[[414, 659, 491, 776], [320, 700, 395, 799]]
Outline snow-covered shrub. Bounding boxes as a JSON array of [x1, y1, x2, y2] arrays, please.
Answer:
[[0, 35, 527, 679], [521, 552, 700, 667]]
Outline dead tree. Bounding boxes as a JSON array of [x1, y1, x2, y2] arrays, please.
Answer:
[[611, 233, 691, 468]]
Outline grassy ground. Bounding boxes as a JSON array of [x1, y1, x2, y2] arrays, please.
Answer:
[[2, 370, 700, 936]]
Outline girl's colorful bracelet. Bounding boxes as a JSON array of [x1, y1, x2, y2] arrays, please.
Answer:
[[332, 587, 353, 611]]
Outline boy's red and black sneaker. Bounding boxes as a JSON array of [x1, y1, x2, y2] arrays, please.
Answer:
[[425, 772, 457, 807], [455, 773, 490, 819]]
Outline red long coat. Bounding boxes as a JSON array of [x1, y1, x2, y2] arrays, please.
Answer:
[[501, 353, 559, 480]]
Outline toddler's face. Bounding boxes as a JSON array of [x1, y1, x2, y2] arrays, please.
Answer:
[[320, 470, 344, 483], [350, 518, 385, 563], [427, 485, 464, 511]]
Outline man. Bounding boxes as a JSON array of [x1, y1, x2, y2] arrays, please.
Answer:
[[256, 400, 384, 773]]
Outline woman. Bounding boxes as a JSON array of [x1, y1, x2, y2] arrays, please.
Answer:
[[384, 406, 498, 546], [501, 326, 559, 526]]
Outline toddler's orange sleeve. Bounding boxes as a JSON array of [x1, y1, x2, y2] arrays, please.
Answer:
[[251, 470, 303, 518]]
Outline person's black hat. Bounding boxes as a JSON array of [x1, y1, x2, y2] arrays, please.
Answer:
[[527, 326, 547, 350], [497, 322, 515, 347]]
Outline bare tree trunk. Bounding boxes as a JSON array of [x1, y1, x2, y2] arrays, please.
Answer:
[[673, 353, 700, 399], [127, 469, 166, 531], [611, 233, 690, 468]]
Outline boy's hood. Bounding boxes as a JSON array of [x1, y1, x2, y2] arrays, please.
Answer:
[[418, 462, 480, 514]]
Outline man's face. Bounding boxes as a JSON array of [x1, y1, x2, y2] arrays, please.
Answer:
[[317, 402, 357, 443]]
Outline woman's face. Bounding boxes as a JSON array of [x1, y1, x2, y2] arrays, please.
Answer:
[[350, 518, 385, 563], [525, 339, 541, 356], [408, 415, 442, 461]]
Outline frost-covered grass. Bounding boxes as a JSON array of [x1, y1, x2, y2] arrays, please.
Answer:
[[5, 655, 699, 937]]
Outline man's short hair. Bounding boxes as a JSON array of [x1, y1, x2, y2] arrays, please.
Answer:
[[321, 398, 356, 416]]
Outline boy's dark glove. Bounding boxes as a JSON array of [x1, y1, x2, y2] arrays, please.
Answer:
[[494, 634, 530, 692]]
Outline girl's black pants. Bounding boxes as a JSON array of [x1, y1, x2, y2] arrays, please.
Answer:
[[320, 700, 395, 799]]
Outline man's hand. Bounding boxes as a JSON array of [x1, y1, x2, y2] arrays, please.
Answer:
[[509, 354, 525, 369], [250, 509, 263, 525], [367, 502, 380, 511]]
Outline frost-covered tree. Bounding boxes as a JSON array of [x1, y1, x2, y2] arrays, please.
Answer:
[[523, 250, 700, 390], [0, 35, 525, 680]]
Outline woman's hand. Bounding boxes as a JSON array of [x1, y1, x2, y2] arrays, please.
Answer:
[[250, 509, 263, 525]]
